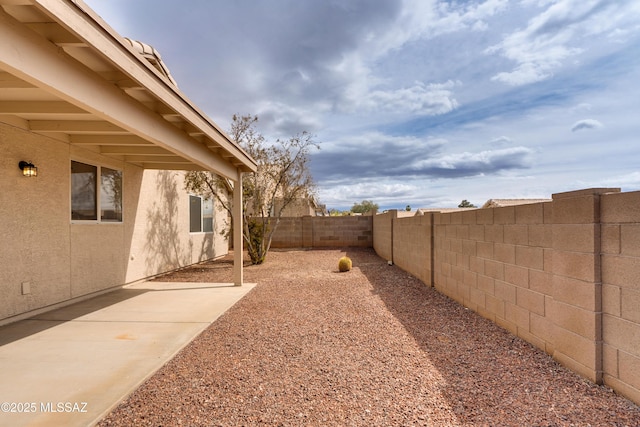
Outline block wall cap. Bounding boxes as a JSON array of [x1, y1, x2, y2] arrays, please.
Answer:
[[553, 188, 621, 200]]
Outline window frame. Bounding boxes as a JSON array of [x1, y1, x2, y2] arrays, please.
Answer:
[[189, 194, 214, 234], [70, 160, 123, 224]]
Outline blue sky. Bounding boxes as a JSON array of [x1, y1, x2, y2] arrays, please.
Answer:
[[84, 0, 640, 210]]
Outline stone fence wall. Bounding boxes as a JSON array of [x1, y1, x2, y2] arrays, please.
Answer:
[[372, 188, 640, 405], [269, 215, 373, 248]]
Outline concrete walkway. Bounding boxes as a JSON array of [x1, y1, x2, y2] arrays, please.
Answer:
[[0, 281, 256, 427]]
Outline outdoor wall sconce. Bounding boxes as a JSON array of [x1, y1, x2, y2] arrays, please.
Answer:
[[19, 161, 38, 177]]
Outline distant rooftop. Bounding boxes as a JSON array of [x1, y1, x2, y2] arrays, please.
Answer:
[[482, 199, 552, 209], [415, 208, 473, 215]]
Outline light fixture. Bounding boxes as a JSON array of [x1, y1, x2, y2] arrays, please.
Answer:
[[19, 161, 38, 177]]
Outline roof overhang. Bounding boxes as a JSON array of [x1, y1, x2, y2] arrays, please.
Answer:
[[0, 0, 257, 179]]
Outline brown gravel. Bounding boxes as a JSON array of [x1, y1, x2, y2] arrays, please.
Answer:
[[98, 248, 640, 426]]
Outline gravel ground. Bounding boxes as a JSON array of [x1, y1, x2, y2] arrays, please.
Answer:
[[98, 248, 640, 426]]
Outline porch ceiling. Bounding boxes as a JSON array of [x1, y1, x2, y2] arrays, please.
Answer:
[[0, 0, 256, 178]]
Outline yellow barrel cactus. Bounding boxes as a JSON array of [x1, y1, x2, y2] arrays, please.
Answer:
[[338, 256, 352, 272]]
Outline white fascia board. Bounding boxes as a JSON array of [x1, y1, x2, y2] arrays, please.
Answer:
[[56, 0, 256, 173]]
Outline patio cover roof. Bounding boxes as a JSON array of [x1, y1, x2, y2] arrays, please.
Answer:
[[0, 0, 257, 178]]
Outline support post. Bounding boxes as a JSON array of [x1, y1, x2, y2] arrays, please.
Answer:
[[233, 171, 243, 286]]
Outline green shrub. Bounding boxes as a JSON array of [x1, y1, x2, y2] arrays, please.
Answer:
[[338, 256, 352, 272]]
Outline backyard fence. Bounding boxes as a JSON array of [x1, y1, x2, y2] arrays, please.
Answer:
[[270, 188, 640, 405], [373, 188, 640, 406], [269, 215, 373, 248]]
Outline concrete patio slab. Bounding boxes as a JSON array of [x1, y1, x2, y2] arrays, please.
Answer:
[[0, 281, 255, 427]]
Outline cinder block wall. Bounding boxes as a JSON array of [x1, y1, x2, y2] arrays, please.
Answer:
[[545, 189, 603, 384], [269, 217, 304, 248], [393, 213, 433, 285], [373, 211, 393, 261], [600, 190, 640, 404], [432, 189, 611, 388], [372, 188, 640, 406], [270, 216, 373, 248]]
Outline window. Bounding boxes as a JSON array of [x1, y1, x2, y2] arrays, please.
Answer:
[[101, 167, 123, 221], [71, 161, 122, 222], [189, 195, 214, 233], [71, 161, 97, 220], [203, 198, 214, 232]]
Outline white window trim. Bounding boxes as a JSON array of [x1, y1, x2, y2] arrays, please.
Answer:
[[189, 194, 214, 234], [70, 160, 123, 224]]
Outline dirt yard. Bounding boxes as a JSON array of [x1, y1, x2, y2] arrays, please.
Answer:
[[98, 248, 640, 426]]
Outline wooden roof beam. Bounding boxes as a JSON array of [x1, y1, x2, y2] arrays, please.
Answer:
[[29, 120, 128, 133], [70, 135, 152, 146], [0, 5, 242, 178], [0, 100, 87, 114], [100, 146, 174, 156]]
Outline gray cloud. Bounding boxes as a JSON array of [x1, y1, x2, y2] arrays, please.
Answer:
[[318, 176, 461, 211], [408, 146, 534, 178], [85, 0, 640, 210], [487, 0, 640, 86], [490, 136, 514, 146], [571, 119, 603, 132], [311, 133, 443, 180], [312, 133, 533, 181], [100, 0, 402, 124]]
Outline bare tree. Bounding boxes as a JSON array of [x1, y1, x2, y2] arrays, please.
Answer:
[[185, 114, 318, 264]]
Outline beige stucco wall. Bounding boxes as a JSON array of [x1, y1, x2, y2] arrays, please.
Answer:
[[123, 168, 227, 282], [1, 122, 73, 319], [275, 198, 315, 217], [0, 121, 228, 324]]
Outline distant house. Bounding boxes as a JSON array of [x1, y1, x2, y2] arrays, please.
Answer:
[[0, 0, 256, 324], [274, 196, 328, 217]]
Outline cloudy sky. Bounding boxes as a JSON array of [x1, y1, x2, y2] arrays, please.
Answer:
[[84, 0, 640, 210]]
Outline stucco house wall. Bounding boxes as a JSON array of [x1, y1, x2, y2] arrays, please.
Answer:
[[0, 0, 255, 324], [0, 122, 228, 324], [274, 198, 315, 217], [124, 167, 228, 282]]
